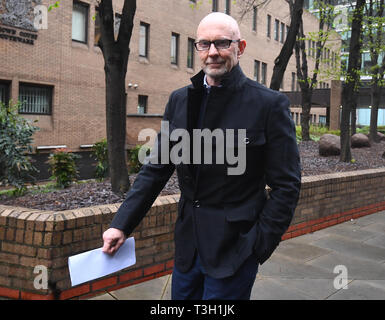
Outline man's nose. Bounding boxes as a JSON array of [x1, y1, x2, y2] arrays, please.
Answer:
[[208, 42, 219, 56]]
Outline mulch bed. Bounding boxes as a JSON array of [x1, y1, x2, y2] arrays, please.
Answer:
[[1, 140, 385, 211]]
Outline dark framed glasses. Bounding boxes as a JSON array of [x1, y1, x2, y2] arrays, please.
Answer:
[[194, 39, 240, 51]]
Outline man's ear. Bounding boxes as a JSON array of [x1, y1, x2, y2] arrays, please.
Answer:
[[238, 39, 246, 58]]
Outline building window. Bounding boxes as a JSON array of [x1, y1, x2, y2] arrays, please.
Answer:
[[18, 84, 53, 115], [267, 15, 271, 38], [94, 7, 100, 46], [225, 0, 231, 15], [252, 6, 257, 31], [254, 60, 260, 82], [286, 25, 289, 41], [187, 38, 195, 69], [212, 0, 218, 11], [274, 19, 279, 41], [261, 62, 267, 85], [137, 95, 148, 114], [0, 82, 10, 105], [280, 22, 285, 43], [72, 1, 88, 43], [291, 72, 296, 91], [139, 22, 149, 57], [319, 115, 326, 125], [171, 33, 179, 65]]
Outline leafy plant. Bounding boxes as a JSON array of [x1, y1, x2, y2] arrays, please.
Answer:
[[92, 138, 109, 181], [0, 101, 39, 195], [128, 144, 151, 174], [47, 148, 80, 188]]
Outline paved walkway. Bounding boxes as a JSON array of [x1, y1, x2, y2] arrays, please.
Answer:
[[90, 210, 385, 300]]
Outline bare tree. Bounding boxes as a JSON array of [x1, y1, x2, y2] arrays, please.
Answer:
[[294, 0, 336, 141], [340, 0, 366, 162], [364, 0, 385, 143], [97, 0, 136, 194], [270, 0, 304, 91]]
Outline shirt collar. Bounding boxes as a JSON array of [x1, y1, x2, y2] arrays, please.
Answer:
[[203, 75, 222, 89]]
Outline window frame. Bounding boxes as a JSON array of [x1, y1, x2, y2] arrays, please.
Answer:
[[187, 37, 195, 69], [254, 60, 260, 82], [274, 19, 279, 41], [0, 81, 10, 105], [261, 62, 267, 85], [137, 95, 148, 114], [267, 15, 271, 38], [225, 0, 231, 15], [252, 6, 257, 31], [139, 22, 150, 58], [72, 1, 89, 44], [280, 22, 285, 43], [171, 32, 180, 65], [18, 83, 53, 115], [212, 0, 218, 12]]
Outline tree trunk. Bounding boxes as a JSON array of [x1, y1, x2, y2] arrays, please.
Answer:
[[370, 82, 381, 143], [300, 89, 312, 140], [99, 0, 136, 194], [270, 0, 304, 91], [340, 0, 365, 162], [351, 101, 357, 135]]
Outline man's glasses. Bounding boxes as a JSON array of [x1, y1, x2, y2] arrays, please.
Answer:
[[194, 39, 240, 51]]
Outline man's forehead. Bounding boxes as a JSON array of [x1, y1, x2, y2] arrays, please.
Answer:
[[196, 15, 240, 39], [197, 21, 237, 40]]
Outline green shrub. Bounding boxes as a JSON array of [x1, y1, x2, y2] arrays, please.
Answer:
[[128, 144, 151, 174], [47, 148, 80, 188], [0, 101, 39, 195], [92, 138, 109, 181], [296, 125, 341, 142]]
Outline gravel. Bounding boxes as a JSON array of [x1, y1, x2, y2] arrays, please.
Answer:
[[1, 140, 385, 211]]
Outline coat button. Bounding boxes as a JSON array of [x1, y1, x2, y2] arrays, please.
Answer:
[[193, 200, 200, 208], [244, 137, 250, 144]]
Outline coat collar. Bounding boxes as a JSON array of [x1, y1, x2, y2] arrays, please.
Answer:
[[190, 63, 247, 91]]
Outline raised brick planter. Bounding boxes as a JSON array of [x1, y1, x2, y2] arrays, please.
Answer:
[[1, 168, 385, 300]]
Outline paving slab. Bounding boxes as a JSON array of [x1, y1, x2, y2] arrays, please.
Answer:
[[306, 251, 385, 280], [359, 222, 385, 235], [258, 252, 336, 279], [266, 278, 340, 300], [109, 274, 170, 300], [311, 234, 385, 263], [326, 280, 385, 300], [312, 223, 378, 242], [275, 241, 330, 262], [88, 292, 116, 300], [250, 277, 313, 300], [364, 234, 385, 249]]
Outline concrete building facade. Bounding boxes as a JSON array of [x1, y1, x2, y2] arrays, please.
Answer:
[[0, 0, 341, 153]]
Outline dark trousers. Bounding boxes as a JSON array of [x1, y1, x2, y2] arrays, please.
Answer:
[[171, 253, 258, 300]]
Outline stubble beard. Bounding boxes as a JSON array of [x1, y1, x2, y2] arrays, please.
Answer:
[[203, 62, 228, 80]]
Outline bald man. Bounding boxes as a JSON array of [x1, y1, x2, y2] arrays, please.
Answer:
[[103, 12, 301, 300]]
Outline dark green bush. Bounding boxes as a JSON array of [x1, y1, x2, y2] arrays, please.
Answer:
[[47, 148, 80, 188], [92, 138, 109, 181], [0, 101, 39, 195], [128, 144, 151, 174]]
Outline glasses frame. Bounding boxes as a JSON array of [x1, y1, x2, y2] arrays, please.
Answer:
[[194, 39, 240, 51]]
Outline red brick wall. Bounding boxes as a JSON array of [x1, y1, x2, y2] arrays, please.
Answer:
[[1, 168, 385, 300]]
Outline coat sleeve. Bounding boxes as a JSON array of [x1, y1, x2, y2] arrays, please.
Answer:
[[109, 94, 176, 236], [253, 93, 301, 264]]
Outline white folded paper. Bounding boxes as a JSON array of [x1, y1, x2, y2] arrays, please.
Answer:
[[68, 237, 136, 287]]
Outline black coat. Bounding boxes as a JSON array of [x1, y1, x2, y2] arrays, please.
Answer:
[[110, 64, 301, 279]]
